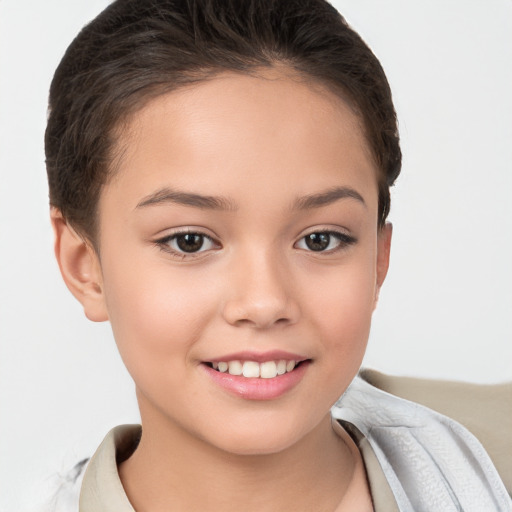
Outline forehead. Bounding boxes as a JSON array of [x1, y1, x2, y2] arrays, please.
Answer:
[[104, 69, 378, 215]]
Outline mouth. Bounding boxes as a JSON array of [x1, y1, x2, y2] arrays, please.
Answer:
[[204, 359, 309, 379], [201, 354, 311, 400]]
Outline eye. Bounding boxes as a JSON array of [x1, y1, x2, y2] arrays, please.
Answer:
[[157, 231, 218, 255], [295, 231, 356, 252]]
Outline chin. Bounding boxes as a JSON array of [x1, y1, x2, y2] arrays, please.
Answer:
[[201, 413, 319, 457], [215, 433, 300, 456]]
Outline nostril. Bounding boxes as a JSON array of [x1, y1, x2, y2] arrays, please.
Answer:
[[221, 287, 300, 329], [231, 315, 292, 329]]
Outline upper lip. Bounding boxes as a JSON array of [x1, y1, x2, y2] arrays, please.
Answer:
[[206, 350, 309, 363]]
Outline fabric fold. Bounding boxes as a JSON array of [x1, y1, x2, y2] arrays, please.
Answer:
[[332, 377, 512, 512]]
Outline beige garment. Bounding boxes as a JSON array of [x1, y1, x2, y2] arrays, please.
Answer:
[[79, 371, 512, 511]]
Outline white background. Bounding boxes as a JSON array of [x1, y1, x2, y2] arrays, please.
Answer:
[[1, 1, 511, 510]]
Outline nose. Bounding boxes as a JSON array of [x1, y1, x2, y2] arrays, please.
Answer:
[[221, 249, 300, 329]]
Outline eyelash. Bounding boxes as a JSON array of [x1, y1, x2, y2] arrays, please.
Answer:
[[154, 228, 356, 259], [294, 230, 357, 253], [154, 229, 219, 259]]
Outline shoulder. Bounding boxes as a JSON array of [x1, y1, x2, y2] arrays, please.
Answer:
[[359, 368, 512, 495]]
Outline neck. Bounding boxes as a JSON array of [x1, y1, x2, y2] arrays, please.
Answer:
[[119, 406, 357, 512]]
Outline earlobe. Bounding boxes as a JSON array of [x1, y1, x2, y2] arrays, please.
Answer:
[[50, 208, 109, 322], [374, 222, 392, 309]]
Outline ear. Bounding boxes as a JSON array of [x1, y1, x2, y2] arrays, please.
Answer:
[[374, 222, 392, 309], [51, 208, 109, 322]]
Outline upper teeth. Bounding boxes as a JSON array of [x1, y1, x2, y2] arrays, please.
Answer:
[[212, 360, 297, 378]]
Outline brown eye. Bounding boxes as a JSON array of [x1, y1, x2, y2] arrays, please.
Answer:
[[305, 233, 330, 251], [175, 233, 206, 252], [295, 230, 357, 253], [156, 229, 219, 258]]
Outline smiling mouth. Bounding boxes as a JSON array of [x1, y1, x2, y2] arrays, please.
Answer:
[[204, 359, 308, 379]]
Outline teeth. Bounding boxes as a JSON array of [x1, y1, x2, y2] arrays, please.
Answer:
[[276, 360, 286, 375], [228, 360, 243, 376], [211, 359, 299, 378], [242, 361, 260, 378], [260, 361, 277, 379]]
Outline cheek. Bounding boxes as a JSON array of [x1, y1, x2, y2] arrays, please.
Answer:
[[301, 262, 376, 409], [303, 254, 377, 358], [324, 272, 374, 338], [310, 251, 376, 320], [100, 252, 217, 375]]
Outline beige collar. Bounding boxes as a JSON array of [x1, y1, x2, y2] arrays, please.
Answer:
[[79, 422, 398, 512], [79, 424, 139, 511]]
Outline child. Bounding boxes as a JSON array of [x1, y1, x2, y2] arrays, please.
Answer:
[[44, 0, 511, 510]]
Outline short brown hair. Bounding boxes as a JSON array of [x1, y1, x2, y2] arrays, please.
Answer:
[[45, 0, 401, 243]]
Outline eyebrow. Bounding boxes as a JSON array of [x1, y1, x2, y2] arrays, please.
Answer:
[[136, 187, 238, 211], [135, 185, 365, 212], [293, 186, 366, 210]]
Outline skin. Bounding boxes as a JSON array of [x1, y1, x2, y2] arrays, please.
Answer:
[[52, 68, 391, 511]]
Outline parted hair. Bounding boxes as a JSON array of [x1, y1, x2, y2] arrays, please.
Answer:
[[45, 0, 401, 243]]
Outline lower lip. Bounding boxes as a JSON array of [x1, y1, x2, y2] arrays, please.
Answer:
[[201, 361, 310, 400]]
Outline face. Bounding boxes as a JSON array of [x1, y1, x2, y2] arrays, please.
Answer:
[[92, 69, 390, 455]]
